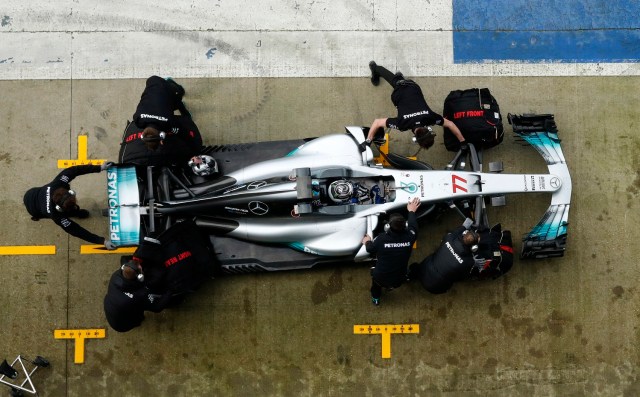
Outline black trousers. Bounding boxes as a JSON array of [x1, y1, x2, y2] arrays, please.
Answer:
[[370, 277, 402, 299], [371, 64, 406, 88], [407, 262, 422, 281], [163, 78, 190, 117], [370, 278, 383, 299]]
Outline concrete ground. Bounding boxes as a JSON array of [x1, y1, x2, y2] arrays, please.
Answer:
[[0, 74, 639, 396]]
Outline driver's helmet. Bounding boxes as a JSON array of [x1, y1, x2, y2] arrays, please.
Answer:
[[188, 155, 219, 176], [328, 180, 354, 203]]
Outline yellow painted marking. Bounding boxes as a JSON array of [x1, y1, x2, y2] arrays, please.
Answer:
[[80, 245, 137, 254], [0, 245, 56, 255], [57, 135, 107, 168], [354, 324, 420, 359], [372, 132, 416, 249], [0, 245, 137, 256], [373, 133, 391, 166], [54, 328, 106, 364], [372, 133, 418, 165]]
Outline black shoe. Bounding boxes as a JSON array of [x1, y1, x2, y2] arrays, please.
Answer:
[[0, 359, 17, 379], [10, 387, 23, 397], [407, 262, 420, 282], [369, 61, 380, 86], [33, 356, 50, 368], [76, 209, 90, 219]]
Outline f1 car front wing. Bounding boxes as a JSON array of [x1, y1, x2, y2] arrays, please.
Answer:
[[509, 114, 572, 259]]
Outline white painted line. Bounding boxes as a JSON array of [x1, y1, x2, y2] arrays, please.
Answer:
[[1, 0, 638, 79], [0, 1, 451, 32]]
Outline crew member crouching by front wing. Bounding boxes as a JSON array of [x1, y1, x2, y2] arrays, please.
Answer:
[[407, 220, 479, 294]]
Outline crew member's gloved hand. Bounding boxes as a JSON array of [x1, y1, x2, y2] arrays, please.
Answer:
[[104, 239, 117, 250], [459, 141, 469, 153], [100, 161, 115, 171], [358, 139, 372, 153]]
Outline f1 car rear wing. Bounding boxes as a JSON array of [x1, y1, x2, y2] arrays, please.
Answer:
[[509, 114, 572, 259]]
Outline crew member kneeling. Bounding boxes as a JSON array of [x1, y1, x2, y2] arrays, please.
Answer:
[[103, 220, 218, 332], [103, 258, 173, 333], [408, 221, 479, 294], [119, 76, 202, 168]]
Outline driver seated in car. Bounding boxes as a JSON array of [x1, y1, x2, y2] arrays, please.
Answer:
[[327, 180, 372, 204], [407, 220, 479, 294]]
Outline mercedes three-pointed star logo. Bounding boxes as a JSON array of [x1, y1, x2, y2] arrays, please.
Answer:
[[248, 201, 269, 215], [550, 177, 560, 189]]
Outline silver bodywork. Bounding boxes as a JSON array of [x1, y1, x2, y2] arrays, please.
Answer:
[[109, 119, 572, 261]]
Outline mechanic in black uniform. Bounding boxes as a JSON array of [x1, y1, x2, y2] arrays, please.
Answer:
[[119, 76, 202, 168], [362, 197, 421, 305], [361, 61, 466, 151], [407, 221, 480, 294], [23, 163, 116, 249], [103, 258, 173, 332], [103, 220, 217, 332]]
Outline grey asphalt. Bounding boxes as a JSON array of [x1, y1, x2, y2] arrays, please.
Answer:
[[1, 75, 639, 396]]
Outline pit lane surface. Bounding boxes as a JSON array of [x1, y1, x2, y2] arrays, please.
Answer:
[[1, 2, 640, 396]]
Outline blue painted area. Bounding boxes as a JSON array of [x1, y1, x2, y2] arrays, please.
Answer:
[[453, 0, 640, 30], [453, 0, 640, 63], [454, 31, 640, 63]]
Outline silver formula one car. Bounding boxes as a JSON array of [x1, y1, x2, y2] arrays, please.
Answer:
[[106, 114, 571, 273]]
